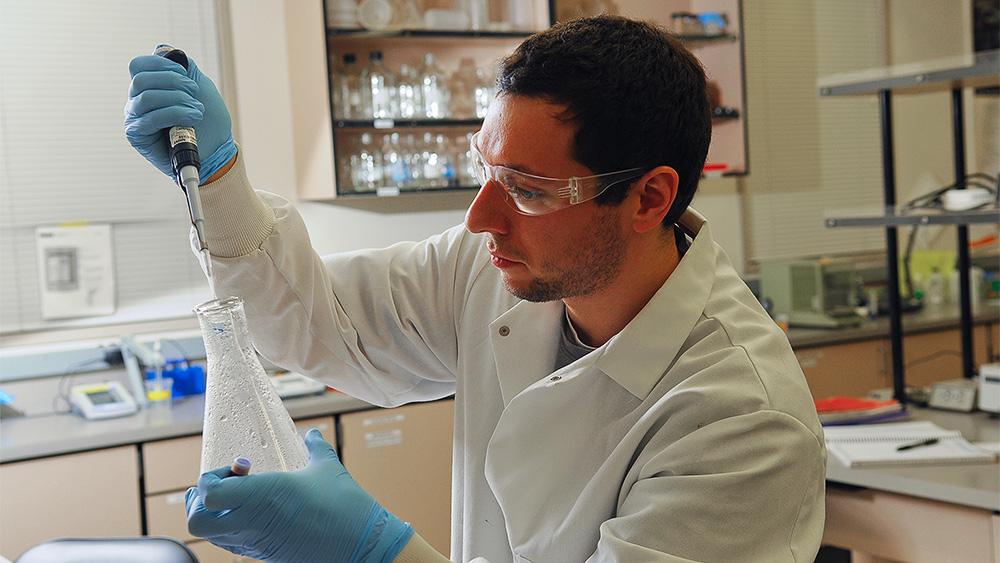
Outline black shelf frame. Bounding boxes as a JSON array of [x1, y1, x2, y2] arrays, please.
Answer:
[[819, 50, 1000, 403]]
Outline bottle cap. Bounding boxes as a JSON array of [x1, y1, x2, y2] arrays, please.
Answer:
[[231, 457, 252, 476]]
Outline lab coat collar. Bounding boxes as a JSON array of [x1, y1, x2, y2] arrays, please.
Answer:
[[594, 209, 712, 400], [490, 299, 565, 406], [489, 209, 713, 405]]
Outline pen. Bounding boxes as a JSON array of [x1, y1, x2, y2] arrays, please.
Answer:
[[896, 438, 939, 451]]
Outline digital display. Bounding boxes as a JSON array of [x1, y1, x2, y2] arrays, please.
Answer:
[[86, 389, 116, 405]]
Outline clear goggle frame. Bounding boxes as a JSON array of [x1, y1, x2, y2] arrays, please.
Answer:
[[470, 132, 647, 216]]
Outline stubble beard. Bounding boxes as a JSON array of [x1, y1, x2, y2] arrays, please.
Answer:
[[500, 208, 627, 303]]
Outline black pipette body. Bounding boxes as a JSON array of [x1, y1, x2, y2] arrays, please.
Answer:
[[153, 46, 208, 253]]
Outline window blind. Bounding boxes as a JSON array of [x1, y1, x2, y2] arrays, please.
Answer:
[[0, 0, 221, 334], [742, 0, 887, 264]]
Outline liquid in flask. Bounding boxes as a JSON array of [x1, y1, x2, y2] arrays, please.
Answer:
[[194, 296, 309, 474]]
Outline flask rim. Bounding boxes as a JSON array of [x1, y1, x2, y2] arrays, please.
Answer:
[[193, 295, 243, 315]]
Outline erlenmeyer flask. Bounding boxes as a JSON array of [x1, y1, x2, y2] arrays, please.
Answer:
[[194, 296, 309, 474]]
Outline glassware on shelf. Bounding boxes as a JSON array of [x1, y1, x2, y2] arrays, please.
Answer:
[[419, 132, 446, 188], [402, 133, 421, 188], [506, 0, 536, 31], [462, 0, 489, 30], [351, 132, 383, 192], [381, 132, 408, 188], [473, 65, 494, 118], [449, 57, 478, 120], [391, 0, 424, 28], [357, 0, 394, 30], [397, 63, 423, 119], [419, 53, 450, 119], [362, 51, 398, 119], [437, 133, 457, 187], [326, 0, 360, 28], [195, 296, 308, 474], [455, 131, 477, 186], [332, 53, 365, 120]]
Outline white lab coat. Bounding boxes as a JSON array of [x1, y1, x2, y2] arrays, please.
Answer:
[[199, 155, 826, 563]]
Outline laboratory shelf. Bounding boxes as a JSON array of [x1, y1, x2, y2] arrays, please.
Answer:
[[327, 28, 535, 39], [819, 48, 998, 402], [675, 32, 739, 44], [824, 207, 999, 228], [817, 49, 999, 97], [334, 118, 483, 130]]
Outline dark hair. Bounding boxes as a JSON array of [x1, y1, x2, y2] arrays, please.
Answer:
[[496, 15, 712, 226]]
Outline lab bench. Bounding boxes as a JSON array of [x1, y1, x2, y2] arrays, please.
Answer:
[[0, 392, 455, 562], [786, 302, 999, 401], [823, 408, 1000, 563]]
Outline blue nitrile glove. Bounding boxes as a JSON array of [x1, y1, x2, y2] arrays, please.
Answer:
[[124, 45, 237, 181], [185, 429, 413, 563]]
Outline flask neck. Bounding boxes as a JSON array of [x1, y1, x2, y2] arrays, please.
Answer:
[[194, 296, 254, 364]]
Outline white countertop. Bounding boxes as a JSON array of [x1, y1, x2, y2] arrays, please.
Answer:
[[0, 391, 373, 463], [824, 408, 1000, 511]]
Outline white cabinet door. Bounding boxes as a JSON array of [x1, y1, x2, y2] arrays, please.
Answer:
[[0, 446, 142, 560]]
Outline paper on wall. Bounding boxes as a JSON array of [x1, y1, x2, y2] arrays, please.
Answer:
[[35, 224, 115, 319]]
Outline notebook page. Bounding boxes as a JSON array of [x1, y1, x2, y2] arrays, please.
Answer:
[[823, 421, 962, 444]]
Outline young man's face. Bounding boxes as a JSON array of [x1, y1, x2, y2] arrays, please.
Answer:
[[465, 94, 631, 303]]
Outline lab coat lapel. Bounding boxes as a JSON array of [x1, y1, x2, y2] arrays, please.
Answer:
[[596, 211, 714, 399], [489, 299, 564, 407]]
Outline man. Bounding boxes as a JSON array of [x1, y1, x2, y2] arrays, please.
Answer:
[[126, 15, 825, 563]]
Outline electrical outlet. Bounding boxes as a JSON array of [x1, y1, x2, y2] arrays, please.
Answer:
[[927, 379, 978, 412]]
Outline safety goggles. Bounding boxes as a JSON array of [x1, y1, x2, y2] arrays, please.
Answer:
[[470, 132, 647, 216]]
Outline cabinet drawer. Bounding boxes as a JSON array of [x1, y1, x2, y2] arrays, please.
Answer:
[[146, 490, 193, 541], [143, 417, 336, 494], [145, 434, 203, 494], [795, 339, 888, 400], [824, 487, 996, 562]]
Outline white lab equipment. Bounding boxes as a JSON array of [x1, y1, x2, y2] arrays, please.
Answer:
[[69, 380, 138, 420]]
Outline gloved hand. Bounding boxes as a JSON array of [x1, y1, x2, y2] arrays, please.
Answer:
[[186, 429, 414, 563], [124, 45, 237, 181]]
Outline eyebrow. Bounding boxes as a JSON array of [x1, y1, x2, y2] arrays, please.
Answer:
[[475, 133, 571, 180]]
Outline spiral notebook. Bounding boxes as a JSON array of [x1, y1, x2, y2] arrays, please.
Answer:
[[824, 420, 996, 468]]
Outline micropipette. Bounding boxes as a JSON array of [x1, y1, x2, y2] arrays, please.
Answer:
[[153, 46, 209, 255]]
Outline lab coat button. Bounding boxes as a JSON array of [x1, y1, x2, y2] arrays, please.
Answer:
[[498, 325, 510, 336]]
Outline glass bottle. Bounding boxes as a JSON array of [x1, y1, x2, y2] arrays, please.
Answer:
[[449, 57, 477, 120], [382, 132, 407, 188], [336, 53, 365, 120], [402, 132, 421, 188], [419, 52, 450, 119], [195, 296, 308, 474], [420, 131, 445, 188], [397, 63, 423, 120], [473, 65, 494, 118], [456, 131, 477, 186], [351, 132, 383, 192], [362, 51, 397, 119]]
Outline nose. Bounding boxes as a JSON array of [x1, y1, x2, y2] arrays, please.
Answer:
[[465, 180, 511, 236]]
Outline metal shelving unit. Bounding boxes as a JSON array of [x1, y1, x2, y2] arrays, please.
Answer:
[[819, 49, 1000, 403], [825, 207, 998, 228]]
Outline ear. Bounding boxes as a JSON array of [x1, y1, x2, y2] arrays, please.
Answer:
[[631, 166, 679, 234]]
